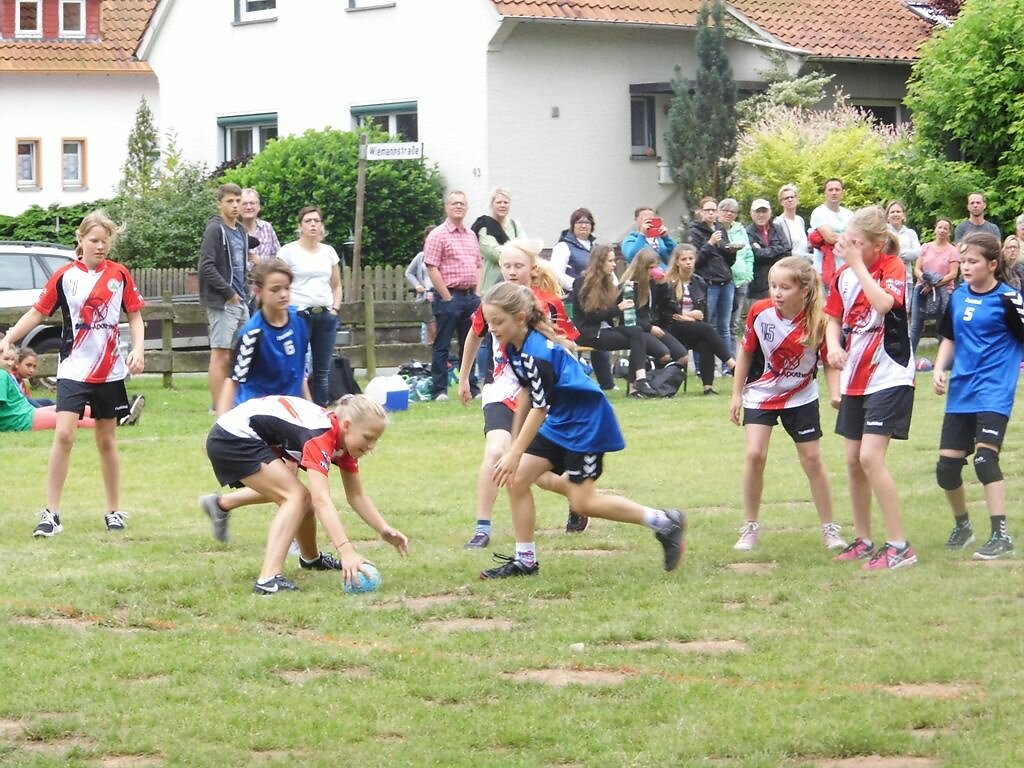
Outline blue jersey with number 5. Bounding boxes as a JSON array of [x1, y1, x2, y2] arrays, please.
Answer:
[[231, 307, 310, 405], [939, 282, 1024, 416]]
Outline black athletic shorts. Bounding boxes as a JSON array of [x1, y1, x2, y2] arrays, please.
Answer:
[[482, 402, 514, 434], [743, 400, 822, 443], [940, 411, 1008, 454], [56, 378, 129, 421], [206, 424, 281, 488], [835, 385, 914, 441], [525, 432, 603, 484]]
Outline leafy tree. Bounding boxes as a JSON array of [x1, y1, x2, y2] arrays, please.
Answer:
[[0, 201, 109, 245], [906, 0, 1024, 224], [220, 127, 445, 267], [108, 132, 215, 268], [736, 55, 835, 128], [119, 96, 161, 197], [732, 97, 899, 218], [665, 0, 738, 216]]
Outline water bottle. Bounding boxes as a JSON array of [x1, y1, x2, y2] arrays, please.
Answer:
[[622, 281, 637, 327]]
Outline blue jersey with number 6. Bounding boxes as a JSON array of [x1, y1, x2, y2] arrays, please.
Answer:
[[939, 282, 1024, 416], [231, 307, 310, 405]]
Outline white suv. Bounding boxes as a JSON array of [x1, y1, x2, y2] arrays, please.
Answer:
[[0, 241, 76, 353]]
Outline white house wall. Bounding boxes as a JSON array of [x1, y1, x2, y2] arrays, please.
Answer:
[[0, 75, 158, 216], [486, 22, 776, 244], [146, 0, 498, 216]]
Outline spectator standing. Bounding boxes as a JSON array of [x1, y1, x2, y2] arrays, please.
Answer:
[[406, 226, 436, 344], [472, 188, 526, 292], [809, 178, 853, 289], [199, 183, 250, 414], [954, 192, 1001, 242], [1015, 214, 1024, 242], [719, 198, 754, 357], [746, 198, 789, 302], [688, 197, 736, 359], [886, 200, 920, 295], [774, 184, 811, 260], [910, 217, 960, 354], [424, 191, 482, 401], [240, 188, 281, 265], [277, 206, 343, 407], [1002, 235, 1024, 290], [621, 206, 677, 269]]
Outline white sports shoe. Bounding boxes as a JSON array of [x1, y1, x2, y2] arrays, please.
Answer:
[[821, 522, 847, 550], [733, 521, 760, 551]]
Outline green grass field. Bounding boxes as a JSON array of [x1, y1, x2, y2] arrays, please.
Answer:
[[2, 372, 1022, 767]]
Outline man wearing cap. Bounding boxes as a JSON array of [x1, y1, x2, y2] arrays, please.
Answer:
[[424, 190, 482, 401], [746, 198, 789, 302]]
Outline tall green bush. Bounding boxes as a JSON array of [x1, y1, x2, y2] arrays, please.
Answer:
[[732, 99, 899, 218], [0, 201, 108, 245], [220, 128, 445, 267]]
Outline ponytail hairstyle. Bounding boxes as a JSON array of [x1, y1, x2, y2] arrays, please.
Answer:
[[620, 247, 659, 307], [333, 394, 388, 428], [579, 244, 619, 314], [532, 258, 563, 297], [848, 205, 899, 257], [960, 232, 1007, 284], [75, 210, 121, 257], [665, 244, 697, 302], [482, 282, 571, 351], [250, 257, 293, 289], [769, 256, 827, 349]]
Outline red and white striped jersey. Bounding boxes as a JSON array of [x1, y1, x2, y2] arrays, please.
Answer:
[[215, 395, 358, 476], [34, 258, 145, 384], [740, 299, 821, 410], [824, 253, 915, 396]]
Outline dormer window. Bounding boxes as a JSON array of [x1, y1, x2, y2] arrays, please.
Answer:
[[16, 1, 42, 38], [60, 0, 86, 38]]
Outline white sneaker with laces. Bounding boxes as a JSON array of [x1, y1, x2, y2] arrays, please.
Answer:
[[104, 510, 128, 531], [821, 522, 847, 550], [733, 521, 760, 551]]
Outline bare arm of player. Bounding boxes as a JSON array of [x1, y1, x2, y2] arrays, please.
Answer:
[[933, 337, 955, 396], [216, 378, 238, 417], [126, 310, 145, 375], [458, 330, 483, 406], [825, 317, 847, 370], [729, 345, 752, 426], [307, 470, 365, 587], [836, 235, 896, 315], [823, 360, 841, 410], [493, 402, 546, 488]]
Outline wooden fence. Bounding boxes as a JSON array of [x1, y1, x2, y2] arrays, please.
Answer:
[[0, 289, 432, 385], [132, 265, 415, 302]]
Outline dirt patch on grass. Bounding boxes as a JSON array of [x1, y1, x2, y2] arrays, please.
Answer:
[[251, 749, 315, 762], [393, 594, 466, 611], [278, 666, 371, 684], [628, 639, 750, 654], [130, 674, 171, 685], [10, 615, 94, 630], [509, 668, 631, 687], [95, 755, 164, 767], [721, 596, 779, 611], [0, 718, 24, 739], [419, 618, 516, 633], [881, 682, 980, 700], [910, 726, 956, 739], [20, 735, 97, 755], [726, 562, 778, 574], [809, 758, 941, 767]]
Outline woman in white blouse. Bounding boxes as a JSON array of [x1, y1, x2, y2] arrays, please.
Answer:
[[772, 184, 811, 260], [277, 206, 342, 406]]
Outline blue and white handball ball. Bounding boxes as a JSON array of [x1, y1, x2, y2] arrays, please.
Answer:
[[343, 563, 381, 594]]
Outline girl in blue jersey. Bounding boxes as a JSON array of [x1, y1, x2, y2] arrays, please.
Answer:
[[479, 282, 685, 579], [933, 232, 1024, 560], [216, 258, 310, 413]]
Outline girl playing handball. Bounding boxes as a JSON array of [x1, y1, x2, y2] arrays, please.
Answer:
[[933, 232, 1024, 560], [205, 394, 409, 594], [825, 206, 917, 570], [0, 211, 146, 536], [480, 282, 685, 579], [457, 241, 576, 549], [729, 256, 844, 552]]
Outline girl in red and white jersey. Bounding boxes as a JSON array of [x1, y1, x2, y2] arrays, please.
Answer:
[[457, 240, 576, 548], [0, 211, 146, 538], [825, 206, 917, 571], [729, 256, 843, 553], [206, 394, 409, 594]]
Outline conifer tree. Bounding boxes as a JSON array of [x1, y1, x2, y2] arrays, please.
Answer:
[[119, 96, 160, 197]]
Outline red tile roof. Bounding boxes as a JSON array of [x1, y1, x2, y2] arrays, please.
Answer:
[[0, 0, 157, 73], [490, 0, 936, 61], [732, 0, 934, 61]]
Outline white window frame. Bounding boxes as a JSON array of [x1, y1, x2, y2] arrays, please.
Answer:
[[16, 0, 43, 38], [59, 0, 85, 37], [217, 113, 278, 162], [236, 0, 277, 23], [630, 95, 657, 157], [17, 139, 41, 189], [351, 103, 418, 141], [62, 139, 86, 189]]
